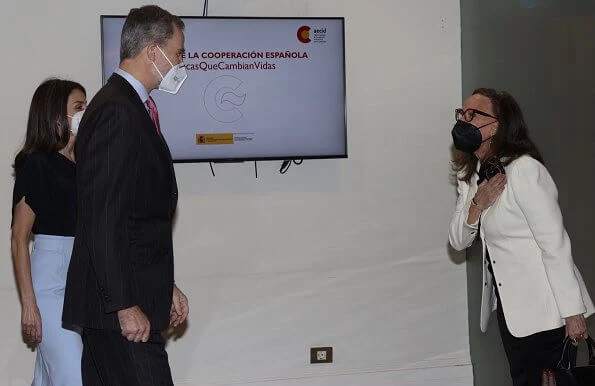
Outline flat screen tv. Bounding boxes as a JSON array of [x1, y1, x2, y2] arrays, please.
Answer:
[[101, 16, 347, 162]]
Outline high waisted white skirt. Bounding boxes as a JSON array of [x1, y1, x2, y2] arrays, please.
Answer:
[[30, 235, 82, 386]]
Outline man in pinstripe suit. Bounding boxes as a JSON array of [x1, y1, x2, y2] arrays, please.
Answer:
[[63, 6, 189, 385]]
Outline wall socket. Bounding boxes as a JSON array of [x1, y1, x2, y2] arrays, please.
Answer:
[[310, 347, 333, 364]]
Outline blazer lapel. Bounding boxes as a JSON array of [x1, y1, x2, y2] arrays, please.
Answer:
[[107, 74, 178, 216], [108, 74, 173, 167]]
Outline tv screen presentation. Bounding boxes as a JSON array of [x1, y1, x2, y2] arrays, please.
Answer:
[[100, 16, 347, 162]]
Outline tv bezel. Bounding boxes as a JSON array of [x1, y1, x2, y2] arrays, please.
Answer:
[[100, 15, 347, 163]]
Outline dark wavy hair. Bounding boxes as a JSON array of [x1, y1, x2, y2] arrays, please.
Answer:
[[13, 78, 86, 173], [453, 88, 544, 182]]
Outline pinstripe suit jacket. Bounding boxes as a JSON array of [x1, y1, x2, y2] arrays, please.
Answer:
[[63, 74, 178, 331]]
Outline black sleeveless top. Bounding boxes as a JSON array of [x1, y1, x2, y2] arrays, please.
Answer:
[[12, 152, 76, 236]]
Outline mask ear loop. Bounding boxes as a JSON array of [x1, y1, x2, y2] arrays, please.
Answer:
[[157, 46, 175, 68], [66, 115, 74, 135], [151, 61, 166, 80], [149, 45, 170, 80], [478, 120, 498, 144], [476, 119, 498, 130]]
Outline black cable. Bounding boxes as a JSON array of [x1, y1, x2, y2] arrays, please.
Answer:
[[254, 161, 258, 178], [280, 160, 291, 174], [203, 0, 211, 176], [203, 0, 209, 16], [204, 1, 211, 177], [279, 159, 303, 174]]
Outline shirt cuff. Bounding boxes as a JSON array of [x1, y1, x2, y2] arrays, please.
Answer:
[[464, 206, 479, 229], [465, 220, 479, 229]]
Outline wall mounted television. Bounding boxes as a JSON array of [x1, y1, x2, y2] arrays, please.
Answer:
[[101, 16, 347, 162]]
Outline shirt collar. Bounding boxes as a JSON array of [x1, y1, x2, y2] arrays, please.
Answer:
[[114, 67, 150, 105]]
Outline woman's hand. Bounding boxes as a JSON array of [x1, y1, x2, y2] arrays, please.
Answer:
[[473, 173, 506, 210], [565, 314, 587, 345], [21, 302, 42, 345]]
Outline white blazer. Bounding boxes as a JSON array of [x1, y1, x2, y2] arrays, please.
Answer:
[[449, 155, 594, 338]]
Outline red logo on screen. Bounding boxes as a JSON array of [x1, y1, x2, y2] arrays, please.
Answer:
[[297, 26, 311, 43]]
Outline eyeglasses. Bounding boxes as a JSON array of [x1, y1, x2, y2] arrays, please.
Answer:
[[455, 108, 498, 122]]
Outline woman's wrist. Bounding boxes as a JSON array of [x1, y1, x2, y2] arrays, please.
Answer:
[[21, 300, 38, 309], [471, 197, 484, 211], [20, 294, 37, 308]]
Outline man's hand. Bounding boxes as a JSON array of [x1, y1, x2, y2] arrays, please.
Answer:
[[170, 284, 189, 327], [118, 305, 150, 342]]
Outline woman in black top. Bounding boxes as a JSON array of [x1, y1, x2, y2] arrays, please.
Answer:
[[11, 78, 86, 386]]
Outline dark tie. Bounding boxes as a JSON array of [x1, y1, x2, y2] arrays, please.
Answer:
[[145, 96, 161, 133]]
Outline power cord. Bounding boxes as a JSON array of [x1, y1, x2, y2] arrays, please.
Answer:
[[205, 0, 211, 174], [203, 0, 255, 180], [208, 161, 257, 177], [279, 159, 303, 174]]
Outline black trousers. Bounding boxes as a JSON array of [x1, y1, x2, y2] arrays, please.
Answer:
[[484, 250, 575, 385], [82, 328, 174, 386], [496, 293, 576, 386]]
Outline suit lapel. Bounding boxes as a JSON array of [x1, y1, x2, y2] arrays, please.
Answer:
[[108, 74, 173, 167]]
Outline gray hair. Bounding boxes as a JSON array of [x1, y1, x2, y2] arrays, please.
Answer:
[[120, 5, 184, 61]]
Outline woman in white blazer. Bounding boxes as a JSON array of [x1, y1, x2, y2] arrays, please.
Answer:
[[448, 88, 594, 386]]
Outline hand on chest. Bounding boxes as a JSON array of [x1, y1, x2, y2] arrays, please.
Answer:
[[472, 177, 528, 239]]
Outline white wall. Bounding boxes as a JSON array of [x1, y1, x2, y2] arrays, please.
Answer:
[[0, 1, 468, 385]]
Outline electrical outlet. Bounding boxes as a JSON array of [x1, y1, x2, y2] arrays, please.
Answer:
[[310, 347, 333, 364], [317, 351, 326, 361]]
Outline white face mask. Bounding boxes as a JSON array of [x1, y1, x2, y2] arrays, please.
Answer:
[[152, 46, 187, 94], [67, 110, 85, 135]]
